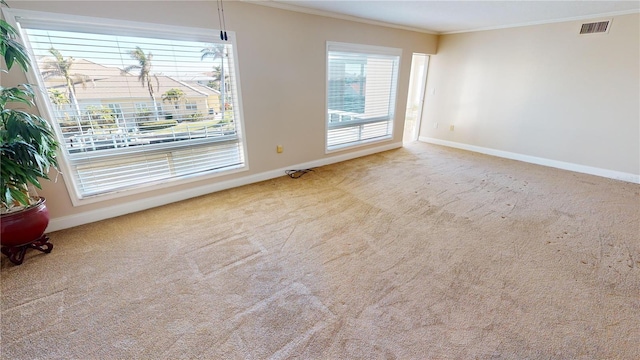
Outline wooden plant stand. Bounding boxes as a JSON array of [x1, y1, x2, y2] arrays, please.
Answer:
[[1, 235, 53, 265]]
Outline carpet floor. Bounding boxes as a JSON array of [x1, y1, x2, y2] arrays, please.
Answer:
[[2, 142, 639, 359]]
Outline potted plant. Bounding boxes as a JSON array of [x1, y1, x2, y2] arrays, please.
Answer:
[[1, 2, 59, 265]]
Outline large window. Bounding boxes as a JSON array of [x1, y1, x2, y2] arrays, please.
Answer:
[[5, 9, 246, 203], [326, 42, 401, 151]]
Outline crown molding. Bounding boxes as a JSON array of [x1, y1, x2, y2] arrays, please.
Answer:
[[240, 0, 438, 35], [442, 9, 640, 35], [241, 1, 639, 36]]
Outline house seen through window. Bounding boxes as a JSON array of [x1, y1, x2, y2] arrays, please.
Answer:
[[10, 10, 246, 202]]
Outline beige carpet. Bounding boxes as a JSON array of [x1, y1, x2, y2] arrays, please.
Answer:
[[2, 142, 639, 359]]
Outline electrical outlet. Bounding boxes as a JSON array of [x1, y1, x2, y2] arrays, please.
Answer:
[[276, 145, 283, 153], [433, 122, 438, 129]]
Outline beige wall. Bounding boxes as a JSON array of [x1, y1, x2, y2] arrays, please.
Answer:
[[3, 1, 436, 226], [421, 13, 640, 176]]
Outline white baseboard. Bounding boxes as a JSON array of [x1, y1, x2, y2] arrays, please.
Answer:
[[46, 142, 403, 232], [419, 137, 640, 184]]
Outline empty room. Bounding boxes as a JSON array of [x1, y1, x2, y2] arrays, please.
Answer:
[[1, 0, 638, 358]]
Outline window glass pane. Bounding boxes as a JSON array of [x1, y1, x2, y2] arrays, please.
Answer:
[[15, 15, 245, 200], [326, 43, 400, 151]]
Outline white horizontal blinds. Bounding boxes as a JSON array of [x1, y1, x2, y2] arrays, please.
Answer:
[[75, 142, 243, 196], [326, 43, 400, 150], [18, 17, 245, 198]]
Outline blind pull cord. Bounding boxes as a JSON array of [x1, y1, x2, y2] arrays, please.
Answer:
[[218, 0, 228, 41]]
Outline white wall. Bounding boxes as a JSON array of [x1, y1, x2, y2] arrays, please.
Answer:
[[421, 13, 640, 180], [2, 1, 436, 230]]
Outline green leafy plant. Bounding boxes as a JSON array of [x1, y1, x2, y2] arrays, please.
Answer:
[[85, 105, 116, 129], [1, 5, 60, 210], [1, 3, 29, 73], [161, 88, 186, 110]]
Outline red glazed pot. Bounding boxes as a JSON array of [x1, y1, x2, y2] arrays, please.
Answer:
[[1, 197, 50, 247]]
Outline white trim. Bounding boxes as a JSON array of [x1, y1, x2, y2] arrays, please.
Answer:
[[406, 53, 429, 142], [419, 137, 640, 184], [242, 0, 438, 35], [46, 142, 403, 232], [443, 9, 639, 35]]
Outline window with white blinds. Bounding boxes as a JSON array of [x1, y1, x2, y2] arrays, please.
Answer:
[[326, 42, 401, 151], [10, 10, 246, 202]]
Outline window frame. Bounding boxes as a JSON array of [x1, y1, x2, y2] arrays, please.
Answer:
[[3, 8, 248, 206], [325, 41, 402, 153]]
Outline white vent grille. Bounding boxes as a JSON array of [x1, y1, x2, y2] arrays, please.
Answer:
[[579, 20, 611, 34]]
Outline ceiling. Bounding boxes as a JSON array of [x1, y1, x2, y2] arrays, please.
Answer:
[[262, 1, 640, 34]]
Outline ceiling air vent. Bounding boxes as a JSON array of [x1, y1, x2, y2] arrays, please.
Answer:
[[579, 20, 611, 34]]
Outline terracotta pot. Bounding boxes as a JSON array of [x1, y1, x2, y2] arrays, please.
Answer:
[[1, 197, 53, 265]]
